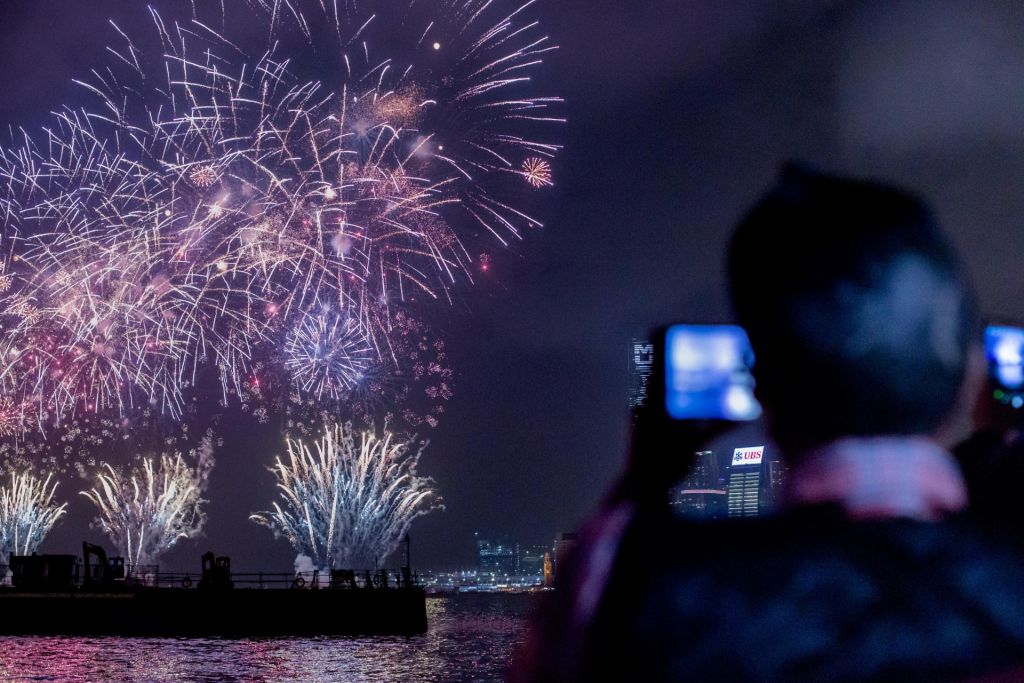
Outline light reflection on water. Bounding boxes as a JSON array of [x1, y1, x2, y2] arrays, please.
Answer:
[[0, 593, 538, 682]]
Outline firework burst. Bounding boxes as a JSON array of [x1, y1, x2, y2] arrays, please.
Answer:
[[0, 471, 67, 563], [188, 165, 220, 189], [0, 0, 562, 440], [522, 158, 554, 188], [284, 306, 373, 401], [250, 421, 441, 568], [80, 441, 214, 567]]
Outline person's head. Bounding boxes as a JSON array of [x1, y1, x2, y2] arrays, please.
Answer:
[[728, 165, 979, 455]]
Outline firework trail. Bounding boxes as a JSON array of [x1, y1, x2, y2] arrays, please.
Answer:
[[80, 439, 214, 566], [250, 421, 441, 568], [0, 0, 561, 441], [0, 471, 67, 563]]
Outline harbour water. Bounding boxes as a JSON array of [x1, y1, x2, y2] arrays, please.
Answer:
[[0, 593, 539, 682]]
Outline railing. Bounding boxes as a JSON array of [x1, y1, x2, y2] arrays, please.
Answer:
[[123, 565, 158, 586], [0, 559, 421, 592], [120, 567, 421, 590]]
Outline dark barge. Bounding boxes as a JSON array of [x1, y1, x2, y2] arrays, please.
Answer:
[[0, 544, 427, 637]]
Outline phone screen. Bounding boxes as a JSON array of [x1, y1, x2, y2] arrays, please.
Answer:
[[985, 325, 1024, 408], [664, 325, 762, 421]]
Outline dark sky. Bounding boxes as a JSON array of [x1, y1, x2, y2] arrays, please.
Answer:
[[5, 0, 1024, 571]]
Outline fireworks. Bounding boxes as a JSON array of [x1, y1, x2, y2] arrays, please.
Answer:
[[0, 398, 29, 439], [0, 0, 562, 445], [522, 158, 554, 188], [188, 165, 220, 189], [0, 471, 67, 563], [284, 307, 373, 401], [80, 445, 213, 567], [250, 421, 441, 568]]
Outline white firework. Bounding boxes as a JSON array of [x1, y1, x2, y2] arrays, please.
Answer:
[[0, 471, 67, 563], [285, 309, 374, 401], [80, 446, 213, 567], [251, 421, 441, 568]]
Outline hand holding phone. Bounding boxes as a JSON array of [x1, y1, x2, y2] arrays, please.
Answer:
[[622, 324, 760, 503]]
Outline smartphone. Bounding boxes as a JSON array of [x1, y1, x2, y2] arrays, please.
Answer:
[[985, 324, 1024, 408], [662, 324, 762, 421]]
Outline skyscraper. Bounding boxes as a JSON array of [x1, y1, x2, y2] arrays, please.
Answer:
[[765, 459, 791, 510], [628, 338, 655, 413], [476, 538, 517, 576], [768, 459, 790, 490], [727, 446, 765, 517]]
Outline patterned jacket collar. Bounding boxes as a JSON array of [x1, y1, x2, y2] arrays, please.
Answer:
[[784, 437, 968, 521]]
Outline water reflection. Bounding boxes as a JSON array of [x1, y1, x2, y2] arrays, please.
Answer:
[[0, 593, 537, 682]]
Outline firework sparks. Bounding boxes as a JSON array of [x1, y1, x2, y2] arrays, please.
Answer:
[[0, 0, 562, 440], [0, 471, 67, 563], [0, 398, 32, 439], [250, 421, 441, 568], [188, 165, 220, 189], [80, 443, 213, 566], [284, 307, 373, 401], [522, 158, 554, 188]]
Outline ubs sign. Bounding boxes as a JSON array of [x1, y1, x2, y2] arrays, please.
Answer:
[[732, 446, 765, 467]]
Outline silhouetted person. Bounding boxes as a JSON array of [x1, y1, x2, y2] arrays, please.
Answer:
[[514, 167, 1024, 682]]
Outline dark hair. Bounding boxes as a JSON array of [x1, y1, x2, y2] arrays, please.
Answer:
[[727, 165, 978, 453]]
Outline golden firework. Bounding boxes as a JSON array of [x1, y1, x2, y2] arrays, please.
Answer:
[[522, 157, 553, 188], [189, 165, 219, 189]]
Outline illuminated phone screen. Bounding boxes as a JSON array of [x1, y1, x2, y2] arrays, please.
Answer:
[[986, 325, 1024, 407], [664, 325, 762, 421]]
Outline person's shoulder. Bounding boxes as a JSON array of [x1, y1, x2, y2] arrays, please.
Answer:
[[646, 507, 1024, 574], [594, 510, 1024, 681]]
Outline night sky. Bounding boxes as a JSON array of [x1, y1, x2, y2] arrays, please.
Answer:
[[4, 0, 1024, 571]]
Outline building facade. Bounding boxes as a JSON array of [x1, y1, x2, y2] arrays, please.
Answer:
[[726, 446, 766, 518], [476, 538, 517, 576], [628, 338, 655, 413]]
